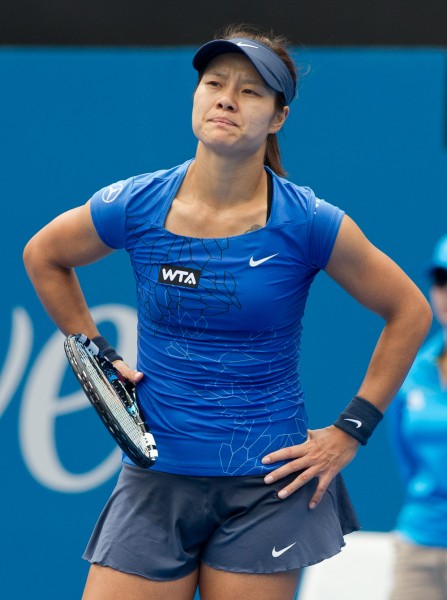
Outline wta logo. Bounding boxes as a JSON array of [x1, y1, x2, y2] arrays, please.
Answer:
[[158, 265, 202, 288]]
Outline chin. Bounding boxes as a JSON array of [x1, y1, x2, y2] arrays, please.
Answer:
[[202, 137, 242, 154]]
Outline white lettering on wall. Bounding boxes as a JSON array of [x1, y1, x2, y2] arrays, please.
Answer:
[[0, 307, 33, 419], [18, 304, 138, 493]]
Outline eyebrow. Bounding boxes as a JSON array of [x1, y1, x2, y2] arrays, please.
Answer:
[[205, 70, 265, 87]]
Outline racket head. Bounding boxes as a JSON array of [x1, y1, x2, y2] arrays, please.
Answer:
[[64, 334, 158, 468]]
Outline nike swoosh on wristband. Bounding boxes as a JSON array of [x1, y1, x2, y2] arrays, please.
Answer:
[[249, 253, 278, 267], [272, 542, 297, 557], [344, 418, 362, 428]]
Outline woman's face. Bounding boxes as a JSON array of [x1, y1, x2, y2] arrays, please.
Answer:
[[430, 271, 447, 327], [192, 53, 288, 158]]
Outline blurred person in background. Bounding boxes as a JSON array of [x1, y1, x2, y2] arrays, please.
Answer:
[[388, 234, 447, 600]]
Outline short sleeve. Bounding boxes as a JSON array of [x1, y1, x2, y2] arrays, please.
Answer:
[[308, 196, 345, 270], [89, 177, 134, 249]]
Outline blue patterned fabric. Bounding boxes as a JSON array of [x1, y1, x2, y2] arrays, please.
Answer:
[[90, 160, 344, 475]]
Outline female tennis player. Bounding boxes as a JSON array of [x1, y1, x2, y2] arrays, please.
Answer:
[[23, 24, 431, 600]]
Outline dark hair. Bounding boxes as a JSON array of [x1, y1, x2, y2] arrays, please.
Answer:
[[218, 23, 298, 177], [430, 267, 447, 288]]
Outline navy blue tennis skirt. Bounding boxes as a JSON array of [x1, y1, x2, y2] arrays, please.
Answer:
[[84, 464, 360, 581]]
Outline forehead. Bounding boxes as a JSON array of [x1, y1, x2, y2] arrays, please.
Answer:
[[203, 52, 265, 83]]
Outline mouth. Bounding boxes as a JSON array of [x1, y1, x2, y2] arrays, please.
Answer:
[[209, 117, 237, 127]]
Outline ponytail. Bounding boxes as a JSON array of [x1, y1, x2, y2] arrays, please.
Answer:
[[265, 133, 286, 178]]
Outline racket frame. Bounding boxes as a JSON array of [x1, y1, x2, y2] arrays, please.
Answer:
[[64, 334, 157, 468]]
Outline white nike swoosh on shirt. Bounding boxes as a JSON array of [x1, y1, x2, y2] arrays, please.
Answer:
[[249, 253, 278, 267], [344, 418, 362, 428], [272, 542, 297, 557]]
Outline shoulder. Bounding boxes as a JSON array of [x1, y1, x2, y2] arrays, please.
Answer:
[[268, 169, 343, 224], [89, 160, 191, 248], [271, 170, 316, 211], [401, 332, 442, 391], [414, 331, 443, 365], [131, 160, 193, 194], [113, 160, 192, 206], [268, 170, 345, 270], [91, 160, 191, 214], [418, 330, 444, 360]]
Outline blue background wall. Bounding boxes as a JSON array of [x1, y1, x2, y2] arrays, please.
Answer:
[[1, 47, 446, 598]]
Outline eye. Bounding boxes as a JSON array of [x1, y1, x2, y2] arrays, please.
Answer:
[[242, 88, 260, 96], [205, 80, 221, 88]]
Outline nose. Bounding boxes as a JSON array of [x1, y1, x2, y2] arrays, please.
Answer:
[[216, 93, 237, 112]]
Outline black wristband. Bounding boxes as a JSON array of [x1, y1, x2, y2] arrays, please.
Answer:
[[333, 395, 383, 445], [91, 335, 123, 363]]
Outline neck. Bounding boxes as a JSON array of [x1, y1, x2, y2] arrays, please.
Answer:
[[187, 143, 268, 206]]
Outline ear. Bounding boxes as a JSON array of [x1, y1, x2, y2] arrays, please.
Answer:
[[269, 106, 290, 134]]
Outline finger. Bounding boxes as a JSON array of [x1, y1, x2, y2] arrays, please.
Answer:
[[276, 468, 318, 500], [113, 360, 144, 383], [263, 455, 313, 484], [262, 441, 308, 465], [127, 369, 144, 383], [308, 476, 331, 509]]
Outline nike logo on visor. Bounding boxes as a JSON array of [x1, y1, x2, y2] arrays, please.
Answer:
[[236, 42, 259, 48], [249, 253, 278, 267]]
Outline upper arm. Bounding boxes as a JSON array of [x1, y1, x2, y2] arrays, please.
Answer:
[[325, 215, 427, 321], [24, 201, 114, 271]]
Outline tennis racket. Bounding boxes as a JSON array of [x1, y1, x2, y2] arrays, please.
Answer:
[[64, 333, 158, 468]]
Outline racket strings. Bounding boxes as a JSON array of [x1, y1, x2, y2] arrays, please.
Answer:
[[65, 339, 157, 467], [78, 347, 148, 451]]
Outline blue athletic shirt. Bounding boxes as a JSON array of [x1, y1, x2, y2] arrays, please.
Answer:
[[388, 331, 447, 548], [90, 159, 344, 475]]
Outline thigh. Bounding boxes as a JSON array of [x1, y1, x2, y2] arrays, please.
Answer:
[[82, 564, 199, 600], [203, 473, 356, 574], [199, 564, 300, 600], [84, 466, 213, 581], [390, 537, 445, 600]]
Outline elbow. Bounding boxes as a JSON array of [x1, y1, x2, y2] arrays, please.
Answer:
[[23, 236, 37, 278], [23, 234, 51, 282], [23, 233, 70, 285], [385, 287, 433, 349], [412, 292, 433, 342]]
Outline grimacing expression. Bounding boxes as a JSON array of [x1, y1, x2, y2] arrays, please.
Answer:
[[192, 53, 288, 157]]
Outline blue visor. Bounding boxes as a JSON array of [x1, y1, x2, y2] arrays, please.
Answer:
[[192, 37, 296, 106]]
